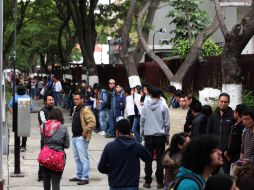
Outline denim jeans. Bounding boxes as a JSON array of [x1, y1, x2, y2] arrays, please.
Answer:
[[99, 110, 108, 132], [110, 187, 138, 190], [132, 116, 141, 142], [72, 136, 90, 180], [107, 109, 116, 136], [54, 92, 62, 107]]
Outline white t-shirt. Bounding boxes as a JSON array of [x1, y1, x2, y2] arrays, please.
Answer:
[[54, 81, 62, 92]]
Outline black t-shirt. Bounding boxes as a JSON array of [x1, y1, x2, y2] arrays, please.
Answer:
[[72, 105, 83, 137]]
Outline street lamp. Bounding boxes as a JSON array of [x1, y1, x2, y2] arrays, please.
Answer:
[[152, 28, 166, 51]]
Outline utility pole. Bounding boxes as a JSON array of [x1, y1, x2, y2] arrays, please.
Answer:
[[0, 0, 4, 188]]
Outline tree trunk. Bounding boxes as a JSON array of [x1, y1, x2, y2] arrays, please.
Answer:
[[214, 0, 254, 108]]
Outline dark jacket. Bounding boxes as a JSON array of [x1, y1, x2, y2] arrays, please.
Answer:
[[41, 120, 70, 152], [206, 107, 234, 151], [98, 136, 152, 188], [191, 113, 208, 138], [38, 106, 53, 125], [184, 109, 193, 133], [115, 91, 125, 117], [227, 122, 245, 162]]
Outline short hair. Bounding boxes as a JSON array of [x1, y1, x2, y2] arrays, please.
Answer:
[[219, 93, 230, 102], [182, 134, 219, 174], [115, 83, 123, 88], [16, 85, 26, 95], [135, 85, 142, 93], [124, 87, 131, 95], [44, 94, 54, 104], [205, 175, 234, 190], [242, 107, 254, 121], [93, 83, 101, 90], [175, 89, 182, 97], [74, 92, 84, 99], [202, 105, 212, 118], [81, 80, 87, 84], [235, 104, 247, 116], [149, 86, 161, 98], [167, 85, 176, 94], [190, 101, 202, 113], [116, 119, 131, 135], [47, 108, 64, 124]]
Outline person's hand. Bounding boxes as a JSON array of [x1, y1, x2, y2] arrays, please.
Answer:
[[82, 130, 88, 138], [224, 151, 231, 161], [166, 135, 170, 145]]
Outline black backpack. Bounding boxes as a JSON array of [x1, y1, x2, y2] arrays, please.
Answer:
[[168, 174, 204, 190]]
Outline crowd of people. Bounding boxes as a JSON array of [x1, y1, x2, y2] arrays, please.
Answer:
[[7, 75, 254, 190]]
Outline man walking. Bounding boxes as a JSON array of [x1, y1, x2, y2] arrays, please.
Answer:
[[37, 94, 55, 182], [140, 86, 169, 189], [69, 93, 96, 185], [98, 119, 152, 190]]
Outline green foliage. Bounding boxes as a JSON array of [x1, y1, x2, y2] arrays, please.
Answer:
[[242, 90, 254, 108], [173, 39, 222, 59], [202, 39, 222, 57], [70, 48, 82, 63], [168, 0, 209, 43]]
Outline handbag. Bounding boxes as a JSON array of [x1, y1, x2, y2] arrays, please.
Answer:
[[37, 125, 65, 172]]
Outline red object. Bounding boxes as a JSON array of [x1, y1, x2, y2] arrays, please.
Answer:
[[153, 149, 157, 160], [37, 146, 65, 172]]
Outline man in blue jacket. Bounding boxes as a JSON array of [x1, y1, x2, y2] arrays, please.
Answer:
[[98, 119, 152, 190]]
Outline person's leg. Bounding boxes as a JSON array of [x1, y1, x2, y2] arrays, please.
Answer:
[[107, 109, 116, 136], [20, 137, 27, 150], [71, 137, 82, 179], [99, 110, 108, 134], [51, 171, 63, 190], [132, 116, 141, 142], [75, 136, 90, 180], [38, 136, 44, 181], [154, 136, 166, 185], [144, 136, 154, 184], [42, 167, 51, 190]]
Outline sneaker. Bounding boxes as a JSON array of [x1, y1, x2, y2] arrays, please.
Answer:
[[69, 177, 82, 182], [77, 179, 89, 185], [37, 177, 43, 182], [143, 183, 151, 188], [20, 146, 26, 152], [100, 131, 106, 136]]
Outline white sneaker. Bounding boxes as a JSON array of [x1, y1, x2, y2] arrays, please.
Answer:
[[100, 131, 106, 136], [98, 131, 102, 135]]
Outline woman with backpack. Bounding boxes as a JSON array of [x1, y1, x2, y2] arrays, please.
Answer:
[[39, 109, 70, 190], [162, 132, 190, 188]]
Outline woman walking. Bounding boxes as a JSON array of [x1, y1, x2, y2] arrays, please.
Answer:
[[40, 109, 70, 190]]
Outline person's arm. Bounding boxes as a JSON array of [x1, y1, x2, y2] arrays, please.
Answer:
[[140, 106, 146, 137], [139, 144, 153, 163], [81, 107, 96, 139], [63, 127, 70, 149], [206, 115, 213, 133], [8, 97, 14, 114], [98, 146, 109, 174]]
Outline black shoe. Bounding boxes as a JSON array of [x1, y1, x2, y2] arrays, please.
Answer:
[[69, 177, 82, 182], [105, 134, 115, 138], [20, 146, 26, 152], [37, 177, 43, 182], [157, 183, 164, 189], [77, 180, 89, 185], [143, 183, 151, 188]]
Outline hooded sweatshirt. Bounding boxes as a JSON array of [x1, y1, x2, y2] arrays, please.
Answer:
[[176, 167, 206, 190], [41, 120, 70, 152], [98, 136, 152, 188], [140, 99, 169, 136]]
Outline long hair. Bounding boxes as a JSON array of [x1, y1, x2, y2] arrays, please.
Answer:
[[47, 108, 64, 124]]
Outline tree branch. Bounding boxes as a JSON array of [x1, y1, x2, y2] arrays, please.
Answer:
[[214, 0, 229, 39], [137, 0, 175, 81], [175, 15, 219, 81]]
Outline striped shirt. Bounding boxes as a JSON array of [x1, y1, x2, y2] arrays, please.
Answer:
[[241, 128, 254, 163]]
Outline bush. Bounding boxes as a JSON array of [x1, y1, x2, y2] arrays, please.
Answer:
[[242, 90, 254, 108]]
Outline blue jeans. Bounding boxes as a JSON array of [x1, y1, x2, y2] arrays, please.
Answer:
[[110, 187, 138, 190], [107, 109, 116, 136], [132, 116, 141, 142], [72, 136, 90, 180], [54, 92, 62, 107], [99, 110, 108, 132]]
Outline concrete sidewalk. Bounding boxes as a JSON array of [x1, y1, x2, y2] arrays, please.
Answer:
[[3, 100, 187, 190]]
